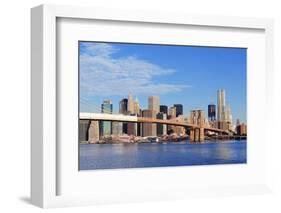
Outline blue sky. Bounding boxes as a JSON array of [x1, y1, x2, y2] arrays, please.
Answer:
[[79, 41, 247, 123]]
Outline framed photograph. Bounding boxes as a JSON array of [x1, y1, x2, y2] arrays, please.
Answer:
[[31, 4, 274, 208], [78, 41, 248, 170]]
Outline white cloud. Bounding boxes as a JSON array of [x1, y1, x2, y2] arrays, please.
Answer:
[[80, 42, 189, 97], [80, 42, 117, 57]]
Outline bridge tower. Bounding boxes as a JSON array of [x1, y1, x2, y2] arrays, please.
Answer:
[[190, 129, 195, 142], [198, 110, 205, 142], [189, 110, 205, 142], [88, 120, 99, 143], [195, 128, 200, 142], [199, 127, 204, 141]]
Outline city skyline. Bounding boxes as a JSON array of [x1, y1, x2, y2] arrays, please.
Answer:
[[80, 90, 246, 144], [86, 90, 238, 124], [80, 41, 247, 123]]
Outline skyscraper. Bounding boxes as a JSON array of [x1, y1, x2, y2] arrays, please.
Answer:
[[101, 100, 113, 114], [131, 97, 141, 135], [127, 122, 136, 136], [134, 97, 141, 116], [100, 100, 112, 136], [127, 93, 134, 114], [148, 96, 160, 114], [236, 123, 247, 136], [208, 104, 216, 121], [224, 105, 233, 124], [167, 107, 177, 132], [236, 119, 240, 126], [173, 104, 183, 117], [119, 98, 128, 114], [157, 112, 167, 136], [217, 89, 226, 121], [112, 122, 123, 135], [169, 106, 177, 119], [142, 109, 156, 136], [160, 105, 168, 114], [148, 96, 159, 136], [119, 98, 128, 134]]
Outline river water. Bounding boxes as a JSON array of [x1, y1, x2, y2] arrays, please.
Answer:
[[79, 140, 246, 170]]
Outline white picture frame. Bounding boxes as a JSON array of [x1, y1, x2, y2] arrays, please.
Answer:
[[31, 4, 274, 208]]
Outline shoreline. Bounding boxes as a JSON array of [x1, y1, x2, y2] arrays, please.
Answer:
[[80, 138, 247, 145], [82, 133, 247, 145]]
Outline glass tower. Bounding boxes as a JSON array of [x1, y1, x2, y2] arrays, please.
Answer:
[[217, 89, 226, 121], [100, 100, 113, 136], [208, 104, 216, 121]]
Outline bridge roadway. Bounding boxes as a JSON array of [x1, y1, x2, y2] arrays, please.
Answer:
[[80, 112, 229, 134]]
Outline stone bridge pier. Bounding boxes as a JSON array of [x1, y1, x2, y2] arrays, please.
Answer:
[[189, 109, 205, 142], [189, 127, 204, 142]]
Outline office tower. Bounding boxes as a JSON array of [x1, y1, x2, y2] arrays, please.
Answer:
[[136, 122, 142, 136], [88, 120, 99, 143], [127, 122, 136, 136], [125, 97, 141, 135], [169, 106, 177, 119], [101, 100, 113, 114], [217, 120, 228, 130], [127, 93, 134, 114], [160, 105, 168, 114], [208, 104, 216, 121], [142, 109, 156, 136], [100, 100, 112, 136], [148, 96, 159, 136], [217, 89, 226, 121], [236, 119, 240, 126], [157, 112, 167, 136], [225, 105, 233, 124], [173, 104, 183, 117], [148, 96, 160, 114], [119, 98, 128, 114], [167, 106, 176, 133], [122, 123, 128, 134], [119, 98, 128, 134], [79, 120, 90, 142], [134, 97, 141, 116], [236, 123, 247, 135], [112, 122, 123, 135]]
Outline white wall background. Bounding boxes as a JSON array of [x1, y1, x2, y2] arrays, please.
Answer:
[[0, 0, 280, 212]]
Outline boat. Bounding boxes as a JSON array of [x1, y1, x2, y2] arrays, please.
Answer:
[[147, 136, 160, 143]]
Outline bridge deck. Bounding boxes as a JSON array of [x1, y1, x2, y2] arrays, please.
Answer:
[[80, 113, 228, 134]]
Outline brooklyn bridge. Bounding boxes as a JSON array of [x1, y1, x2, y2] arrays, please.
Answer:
[[80, 112, 230, 142]]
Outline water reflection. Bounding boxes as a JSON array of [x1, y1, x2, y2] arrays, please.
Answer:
[[79, 140, 247, 170]]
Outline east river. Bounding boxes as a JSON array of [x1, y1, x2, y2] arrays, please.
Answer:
[[79, 140, 246, 170]]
